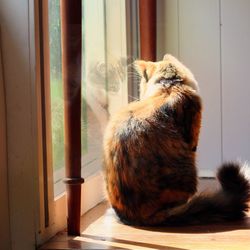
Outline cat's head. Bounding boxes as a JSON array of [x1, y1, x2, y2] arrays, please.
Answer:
[[134, 54, 199, 99]]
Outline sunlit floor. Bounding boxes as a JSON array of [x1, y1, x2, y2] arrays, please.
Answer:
[[40, 180, 250, 250]]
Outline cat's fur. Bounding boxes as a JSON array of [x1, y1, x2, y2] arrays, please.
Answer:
[[103, 54, 250, 226]]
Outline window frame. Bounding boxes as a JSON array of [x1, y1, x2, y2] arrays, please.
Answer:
[[37, 0, 135, 243]]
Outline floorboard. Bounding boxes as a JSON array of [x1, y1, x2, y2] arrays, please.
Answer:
[[40, 179, 250, 250]]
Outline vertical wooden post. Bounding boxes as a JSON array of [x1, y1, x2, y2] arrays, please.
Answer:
[[139, 0, 157, 61], [60, 0, 84, 236]]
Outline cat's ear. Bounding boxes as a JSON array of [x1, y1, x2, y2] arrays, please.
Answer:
[[163, 54, 178, 61], [133, 60, 147, 74]]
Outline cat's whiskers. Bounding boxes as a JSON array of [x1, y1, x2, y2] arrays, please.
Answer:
[[127, 72, 141, 78], [127, 73, 142, 82], [127, 69, 141, 76], [128, 94, 140, 102]]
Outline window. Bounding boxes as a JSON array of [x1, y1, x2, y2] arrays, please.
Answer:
[[48, 0, 138, 198], [30, 1, 140, 239]]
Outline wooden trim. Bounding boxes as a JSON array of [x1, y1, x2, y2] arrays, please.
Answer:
[[0, 27, 11, 250], [34, 0, 47, 240], [38, 0, 54, 228], [60, 0, 84, 236], [139, 0, 157, 61], [35, 0, 54, 231]]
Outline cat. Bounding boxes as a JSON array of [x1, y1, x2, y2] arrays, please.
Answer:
[[103, 54, 250, 226]]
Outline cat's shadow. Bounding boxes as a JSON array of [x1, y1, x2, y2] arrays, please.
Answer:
[[130, 217, 250, 234], [109, 200, 250, 234]]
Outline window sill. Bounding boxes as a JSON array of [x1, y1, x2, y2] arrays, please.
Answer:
[[38, 171, 105, 245]]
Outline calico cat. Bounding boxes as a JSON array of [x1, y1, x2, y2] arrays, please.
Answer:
[[103, 54, 250, 226]]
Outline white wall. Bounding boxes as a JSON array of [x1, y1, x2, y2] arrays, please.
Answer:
[[221, 0, 250, 163], [157, 0, 250, 176], [0, 0, 39, 249]]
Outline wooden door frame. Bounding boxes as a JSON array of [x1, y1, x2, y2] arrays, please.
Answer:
[[0, 27, 11, 250]]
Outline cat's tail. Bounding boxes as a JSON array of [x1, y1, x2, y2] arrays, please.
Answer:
[[150, 162, 250, 226], [166, 162, 250, 225]]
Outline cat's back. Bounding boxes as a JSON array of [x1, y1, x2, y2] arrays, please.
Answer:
[[103, 94, 169, 151], [103, 89, 192, 156]]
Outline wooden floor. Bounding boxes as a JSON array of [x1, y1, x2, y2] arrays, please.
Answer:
[[40, 180, 250, 250]]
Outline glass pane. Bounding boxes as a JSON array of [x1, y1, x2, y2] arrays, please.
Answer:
[[48, 0, 133, 197], [48, 0, 65, 196], [81, 0, 130, 178], [81, 0, 108, 178]]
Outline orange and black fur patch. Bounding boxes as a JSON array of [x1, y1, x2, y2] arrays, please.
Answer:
[[103, 55, 250, 226]]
